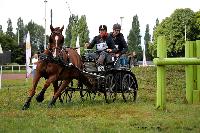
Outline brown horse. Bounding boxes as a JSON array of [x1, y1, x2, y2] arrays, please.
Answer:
[[22, 25, 92, 110]]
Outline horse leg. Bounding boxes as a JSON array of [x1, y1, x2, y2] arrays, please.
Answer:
[[48, 80, 71, 108], [36, 76, 57, 102], [53, 81, 63, 103], [22, 74, 41, 110]]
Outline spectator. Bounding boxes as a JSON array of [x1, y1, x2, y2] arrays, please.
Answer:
[[31, 54, 38, 78]]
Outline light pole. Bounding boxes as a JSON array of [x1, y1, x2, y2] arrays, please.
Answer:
[[44, 0, 47, 50], [16, 27, 19, 45], [185, 25, 187, 42], [120, 16, 124, 31]]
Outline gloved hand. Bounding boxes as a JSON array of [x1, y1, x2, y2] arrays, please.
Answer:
[[84, 43, 89, 48], [106, 49, 112, 53], [115, 53, 120, 57]]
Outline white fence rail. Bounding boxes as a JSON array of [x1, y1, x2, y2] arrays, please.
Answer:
[[0, 65, 33, 72]]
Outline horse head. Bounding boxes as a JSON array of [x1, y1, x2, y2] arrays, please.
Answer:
[[49, 25, 64, 57]]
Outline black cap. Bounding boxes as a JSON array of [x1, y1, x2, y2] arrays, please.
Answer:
[[99, 25, 107, 31]]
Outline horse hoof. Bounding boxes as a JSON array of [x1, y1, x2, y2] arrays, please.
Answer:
[[36, 95, 44, 103], [59, 99, 63, 104], [48, 98, 56, 108], [48, 102, 55, 108], [22, 102, 30, 110]]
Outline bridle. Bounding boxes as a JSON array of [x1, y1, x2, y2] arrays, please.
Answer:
[[49, 31, 64, 58]]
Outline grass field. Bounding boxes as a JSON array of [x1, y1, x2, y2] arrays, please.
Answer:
[[0, 66, 199, 133]]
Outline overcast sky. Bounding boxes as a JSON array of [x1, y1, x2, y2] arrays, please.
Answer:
[[0, 0, 200, 43]]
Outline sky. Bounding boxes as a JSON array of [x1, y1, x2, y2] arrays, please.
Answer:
[[0, 0, 200, 43]]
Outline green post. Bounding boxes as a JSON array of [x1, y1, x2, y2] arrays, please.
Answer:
[[193, 42, 197, 91], [185, 41, 194, 104], [156, 36, 167, 109], [196, 40, 200, 91], [192, 41, 199, 103], [194, 40, 200, 103]]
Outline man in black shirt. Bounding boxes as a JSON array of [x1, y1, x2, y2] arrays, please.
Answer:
[[86, 25, 117, 65], [110, 23, 128, 57], [110, 23, 129, 67]]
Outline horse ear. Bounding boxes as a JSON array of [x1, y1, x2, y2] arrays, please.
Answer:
[[50, 25, 54, 32], [60, 25, 64, 31]]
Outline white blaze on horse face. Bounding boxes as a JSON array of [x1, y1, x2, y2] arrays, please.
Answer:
[[55, 35, 59, 48], [53, 35, 59, 57]]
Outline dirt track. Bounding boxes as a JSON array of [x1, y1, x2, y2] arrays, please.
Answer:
[[1, 74, 27, 80]]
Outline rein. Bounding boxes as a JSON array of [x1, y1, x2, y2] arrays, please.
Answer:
[[40, 49, 70, 67]]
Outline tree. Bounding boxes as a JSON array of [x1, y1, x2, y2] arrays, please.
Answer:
[[151, 8, 199, 57], [65, 14, 90, 54], [25, 20, 45, 54], [6, 18, 15, 38], [149, 19, 159, 58], [0, 32, 17, 63], [16, 17, 25, 45], [195, 10, 200, 39], [0, 25, 3, 33], [77, 15, 90, 47], [77, 15, 90, 55], [70, 15, 79, 48], [127, 15, 142, 60], [144, 24, 152, 60], [152, 18, 159, 42], [65, 15, 76, 47]]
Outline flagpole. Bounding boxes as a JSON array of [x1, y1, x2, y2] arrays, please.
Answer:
[[25, 31, 32, 82], [76, 35, 80, 55], [142, 41, 147, 67], [44, 0, 48, 50], [0, 66, 2, 89]]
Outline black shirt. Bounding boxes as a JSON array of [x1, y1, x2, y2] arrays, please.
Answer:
[[110, 32, 128, 54], [87, 35, 117, 53]]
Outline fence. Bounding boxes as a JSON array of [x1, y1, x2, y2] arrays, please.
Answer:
[[153, 36, 200, 109], [0, 65, 33, 89], [0, 65, 33, 72]]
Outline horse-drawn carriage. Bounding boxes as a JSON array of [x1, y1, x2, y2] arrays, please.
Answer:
[[22, 25, 138, 110]]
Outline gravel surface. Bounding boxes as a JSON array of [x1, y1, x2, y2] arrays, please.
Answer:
[[1, 74, 27, 80]]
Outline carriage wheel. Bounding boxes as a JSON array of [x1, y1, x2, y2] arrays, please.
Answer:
[[63, 88, 75, 103], [61, 81, 75, 103], [79, 82, 97, 101], [104, 73, 117, 103], [122, 73, 138, 102]]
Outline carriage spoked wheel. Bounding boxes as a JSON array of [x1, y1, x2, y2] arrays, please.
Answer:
[[63, 88, 75, 103], [121, 73, 138, 102], [80, 85, 96, 101], [104, 73, 117, 103]]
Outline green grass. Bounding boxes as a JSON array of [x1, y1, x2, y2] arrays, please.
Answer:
[[0, 66, 199, 133]]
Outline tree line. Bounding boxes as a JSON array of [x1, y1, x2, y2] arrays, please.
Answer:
[[0, 8, 200, 64]]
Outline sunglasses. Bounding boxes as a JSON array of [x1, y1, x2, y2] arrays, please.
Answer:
[[100, 29, 106, 31], [115, 29, 120, 32]]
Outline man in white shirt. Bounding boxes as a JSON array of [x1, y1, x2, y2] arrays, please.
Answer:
[[31, 54, 38, 78]]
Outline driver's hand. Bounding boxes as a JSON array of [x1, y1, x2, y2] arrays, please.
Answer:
[[106, 49, 112, 53], [84, 43, 89, 48], [115, 53, 120, 57]]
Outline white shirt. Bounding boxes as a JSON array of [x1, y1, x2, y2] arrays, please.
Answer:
[[32, 58, 38, 69]]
